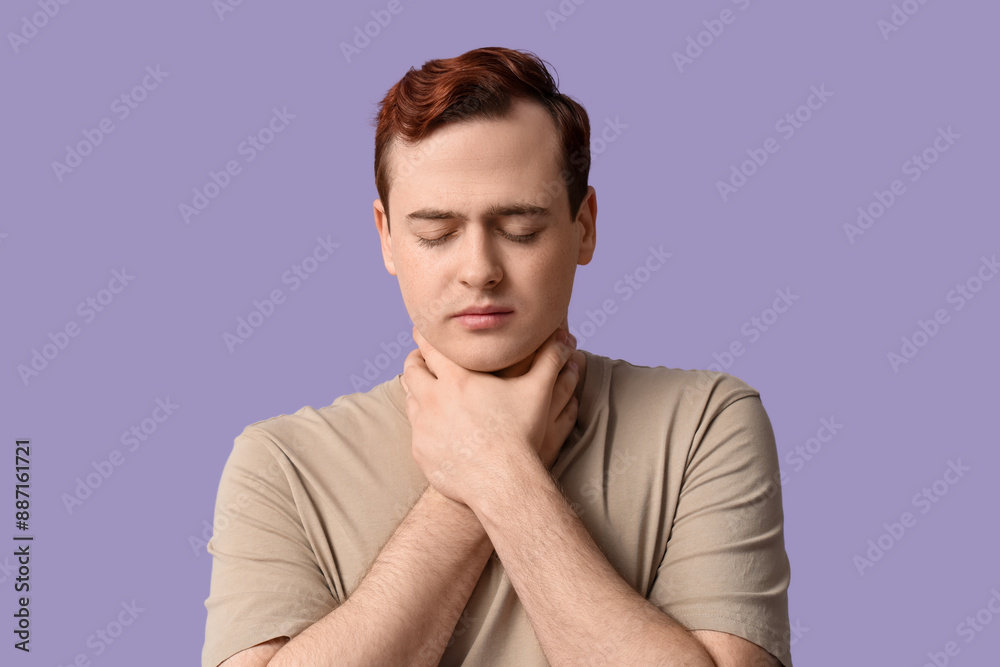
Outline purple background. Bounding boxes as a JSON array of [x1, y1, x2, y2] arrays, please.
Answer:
[[3, 1, 998, 665]]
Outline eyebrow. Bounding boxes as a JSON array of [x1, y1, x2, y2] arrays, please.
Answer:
[[405, 202, 550, 225]]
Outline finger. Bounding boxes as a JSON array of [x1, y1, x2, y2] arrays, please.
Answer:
[[545, 384, 580, 466], [402, 346, 435, 398], [548, 350, 581, 423], [411, 325, 451, 380], [408, 328, 442, 380], [555, 390, 580, 430], [528, 326, 577, 389]]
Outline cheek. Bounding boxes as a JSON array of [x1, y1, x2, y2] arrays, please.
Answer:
[[395, 254, 428, 297], [534, 249, 575, 296], [397, 264, 450, 330]]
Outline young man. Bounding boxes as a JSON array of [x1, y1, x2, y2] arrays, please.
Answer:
[[203, 47, 792, 667]]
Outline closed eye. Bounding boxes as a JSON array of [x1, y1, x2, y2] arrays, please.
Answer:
[[415, 230, 538, 248]]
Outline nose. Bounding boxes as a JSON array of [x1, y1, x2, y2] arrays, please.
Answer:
[[457, 226, 503, 289]]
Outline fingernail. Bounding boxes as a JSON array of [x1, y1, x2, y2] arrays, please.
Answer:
[[569, 360, 578, 371]]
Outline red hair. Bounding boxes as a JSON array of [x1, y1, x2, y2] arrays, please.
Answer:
[[372, 47, 591, 231]]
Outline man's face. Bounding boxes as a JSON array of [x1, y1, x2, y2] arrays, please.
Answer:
[[374, 97, 596, 376]]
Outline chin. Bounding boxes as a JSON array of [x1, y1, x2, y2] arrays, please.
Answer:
[[440, 341, 528, 374], [452, 349, 515, 373]]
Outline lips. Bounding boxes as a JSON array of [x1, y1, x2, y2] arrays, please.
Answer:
[[453, 306, 513, 317]]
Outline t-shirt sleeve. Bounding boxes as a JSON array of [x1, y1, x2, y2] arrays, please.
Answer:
[[202, 428, 339, 667], [648, 381, 793, 667]]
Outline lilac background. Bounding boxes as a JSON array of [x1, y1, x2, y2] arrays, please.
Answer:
[[3, 0, 999, 665]]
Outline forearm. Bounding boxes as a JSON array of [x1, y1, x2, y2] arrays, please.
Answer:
[[269, 485, 493, 667], [472, 452, 715, 667]]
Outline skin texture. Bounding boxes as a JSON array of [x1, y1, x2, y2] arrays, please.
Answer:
[[217, 97, 782, 667]]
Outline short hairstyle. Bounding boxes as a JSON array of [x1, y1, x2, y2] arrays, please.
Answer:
[[372, 46, 591, 232]]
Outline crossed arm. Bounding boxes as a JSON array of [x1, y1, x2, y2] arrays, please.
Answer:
[[223, 471, 779, 667], [223, 466, 779, 667], [218, 328, 782, 666], [223, 478, 778, 667]]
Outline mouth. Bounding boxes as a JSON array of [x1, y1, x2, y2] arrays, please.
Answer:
[[452, 310, 514, 330], [452, 305, 514, 317]]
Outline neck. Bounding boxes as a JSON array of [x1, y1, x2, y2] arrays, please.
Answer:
[[490, 315, 587, 405]]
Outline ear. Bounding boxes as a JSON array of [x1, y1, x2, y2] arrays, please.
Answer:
[[574, 185, 597, 266], [374, 198, 397, 276]]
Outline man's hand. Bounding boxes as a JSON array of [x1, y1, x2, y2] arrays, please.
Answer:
[[399, 325, 583, 507]]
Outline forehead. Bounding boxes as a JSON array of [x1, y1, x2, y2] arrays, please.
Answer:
[[388, 98, 562, 207]]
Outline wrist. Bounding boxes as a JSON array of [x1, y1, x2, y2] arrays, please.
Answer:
[[419, 485, 491, 546], [467, 445, 549, 522]]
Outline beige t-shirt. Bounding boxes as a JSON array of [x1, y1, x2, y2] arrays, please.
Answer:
[[202, 349, 793, 667]]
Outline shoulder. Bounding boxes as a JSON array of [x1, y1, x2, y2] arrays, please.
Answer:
[[597, 351, 761, 416], [583, 351, 771, 464], [235, 377, 407, 455]]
